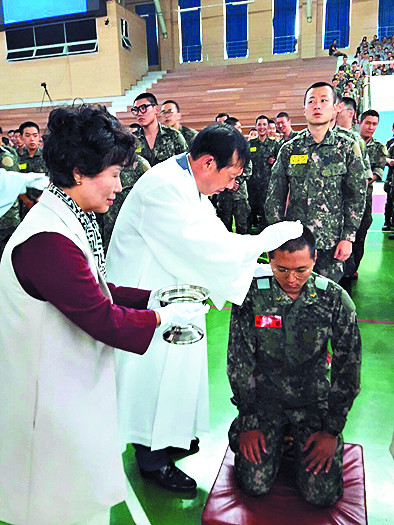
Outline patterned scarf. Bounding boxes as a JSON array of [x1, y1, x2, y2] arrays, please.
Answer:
[[48, 183, 106, 278]]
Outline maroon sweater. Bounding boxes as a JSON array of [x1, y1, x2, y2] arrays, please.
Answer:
[[12, 232, 156, 354]]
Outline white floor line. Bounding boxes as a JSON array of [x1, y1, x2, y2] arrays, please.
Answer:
[[124, 475, 151, 525]]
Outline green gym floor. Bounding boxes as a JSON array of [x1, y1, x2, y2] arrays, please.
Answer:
[[110, 210, 394, 525], [1, 211, 392, 525]]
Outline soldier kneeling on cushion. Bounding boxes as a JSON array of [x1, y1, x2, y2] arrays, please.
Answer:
[[227, 225, 361, 507]]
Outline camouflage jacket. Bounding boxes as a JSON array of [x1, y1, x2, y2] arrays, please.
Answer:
[[227, 273, 361, 436], [335, 126, 372, 179], [278, 130, 298, 148], [248, 137, 280, 195], [217, 159, 252, 203], [265, 128, 367, 249], [134, 124, 188, 166], [364, 137, 387, 180], [98, 155, 151, 253], [18, 148, 48, 173], [18, 148, 48, 203], [179, 125, 198, 148], [386, 141, 394, 185], [0, 147, 20, 235]]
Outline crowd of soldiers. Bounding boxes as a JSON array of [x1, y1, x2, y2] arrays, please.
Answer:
[[1, 78, 393, 292]]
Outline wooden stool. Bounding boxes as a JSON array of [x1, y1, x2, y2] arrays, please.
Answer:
[[202, 444, 367, 525]]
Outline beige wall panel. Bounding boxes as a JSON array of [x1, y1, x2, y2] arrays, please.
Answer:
[[118, 4, 148, 92], [0, 1, 148, 105]]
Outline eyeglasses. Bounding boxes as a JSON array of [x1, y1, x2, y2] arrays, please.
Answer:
[[159, 109, 176, 116], [130, 103, 156, 116], [272, 267, 313, 279]]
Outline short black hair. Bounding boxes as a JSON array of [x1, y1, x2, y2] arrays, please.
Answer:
[[162, 99, 180, 112], [215, 112, 229, 121], [20, 121, 40, 134], [303, 82, 335, 105], [276, 112, 290, 120], [190, 123, 250, 170], [268, 119, 276, 125], [224, 117, 240, 127], [352, 60, 358, 65], [255, 114, 269, 124], [134, 92, 158, 106], [360, 109, 380, 122], [338, 65, 345, 71], [341, 96, 357, 113], [43, 105, 135, 188], [268, 225, 316, 259], [7, 129, 15, 134]]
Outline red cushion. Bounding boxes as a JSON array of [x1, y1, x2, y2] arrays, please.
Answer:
[[202, 444, 367, 525]]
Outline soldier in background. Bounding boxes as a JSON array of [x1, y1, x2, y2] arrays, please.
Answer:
[[216, 118, 251, 234], [247, 115, 280, 233], [266, 82, 366, 282], [267, 119, 278, 140], [354, 110, 387, 274], [12, 129, 25, 156], [160, 99, 197, 147], [383, 122, 394, 231], [276, 112, 297, 145], [18, 121, 48, 217], [97, 154, 151, 253], [227, 226, 361, 506], [130, 93, 187, 167]]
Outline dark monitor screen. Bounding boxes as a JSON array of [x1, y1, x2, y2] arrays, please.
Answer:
[[0, 0, 107, 31]]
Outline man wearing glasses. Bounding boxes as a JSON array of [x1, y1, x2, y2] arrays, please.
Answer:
[[160, 99, 197, 147], [227, 225, 361, 506], [130, 93, 188, 166]]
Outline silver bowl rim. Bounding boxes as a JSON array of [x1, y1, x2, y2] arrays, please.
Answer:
[[155, 284, 210, 302]]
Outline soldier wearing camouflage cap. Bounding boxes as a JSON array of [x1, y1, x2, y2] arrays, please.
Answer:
[[265, 82, 367, 282], [227, 226, 361, 506]]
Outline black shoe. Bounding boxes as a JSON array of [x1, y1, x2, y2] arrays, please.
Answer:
[[166, 437, 200, 457], [140, 461, 197, 492], [388, 233, 394, 240], [382, 224, 392, 231]]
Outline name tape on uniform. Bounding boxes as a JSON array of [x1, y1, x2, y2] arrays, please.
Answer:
[[18, 163, 27, 170], [255, 315, 282, 328], [290, 154, 308, 165], [250, 147, 257, 152]]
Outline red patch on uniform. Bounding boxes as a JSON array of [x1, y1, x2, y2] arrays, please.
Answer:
[[255, 315, 282, 328]]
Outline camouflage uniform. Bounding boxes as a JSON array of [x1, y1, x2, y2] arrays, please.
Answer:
[[247, 137, 280, 233], [278, 130, 298, 148], [179, 125, 197, 148], [18, 148, 48, 218], [228, 273, 361, 506], [134, 124, 188, 166], [383, 140, 394, 227], [265, 129, 367, 282], [352, 137, 387, 271], [97, 155, 151, 253], [216, 160, 251, 234], [0, 147, 21, 259], [335, 126, 371, 278]]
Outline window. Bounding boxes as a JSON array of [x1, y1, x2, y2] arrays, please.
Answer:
[[121, 18, 132, 50], [273, 0, 298, 54], [178, 0, 202, 63], [323, 0, 351, 50], [135, 3, 159, 67], [378, 0, 394, 39], [5, 18, 98, 61], [224, 0, 248, 59]]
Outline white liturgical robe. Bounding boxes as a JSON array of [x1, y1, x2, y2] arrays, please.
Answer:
[[106, 153, 271, 451]]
